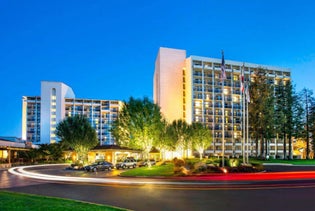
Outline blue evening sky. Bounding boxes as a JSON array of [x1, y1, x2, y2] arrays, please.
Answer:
[[1, 0, 315, 137]]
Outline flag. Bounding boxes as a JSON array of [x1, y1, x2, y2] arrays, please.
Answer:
[[220, 50, 226, 81], [245, 83, 250, 103], [240, 63, 245, 93]]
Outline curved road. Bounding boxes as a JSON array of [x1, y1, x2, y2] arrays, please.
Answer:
[[2, 164, 315, 211]]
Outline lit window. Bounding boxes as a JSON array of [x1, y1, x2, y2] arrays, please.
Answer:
[[233, 96, 239, 102], [195, 101, 201, 107]]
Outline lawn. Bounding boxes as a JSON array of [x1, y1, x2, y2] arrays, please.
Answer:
[[121, 159, 315, 177], [0, 191, 127, 211], [250, 158, 315, 165], [120, 163, 174, 177]]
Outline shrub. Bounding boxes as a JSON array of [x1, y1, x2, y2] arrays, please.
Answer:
[[228, 158, 240, 167], [192, 162, 207, 173], [173, 158, 188, 176], [173, 158, 185, 167]]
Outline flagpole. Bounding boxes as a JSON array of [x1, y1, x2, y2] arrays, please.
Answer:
[[240, 63, 246, 164], [222, 75, 225, 167], [242, 71, 246, 164], [221, 50, 225, 168], [246, 92, 249, 163]]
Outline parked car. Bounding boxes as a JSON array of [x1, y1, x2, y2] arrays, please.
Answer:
[[115, 158, 137, 169], [67, 163, 84, 170], [84, 161, 114, 172], [138, 159, 156, 167]]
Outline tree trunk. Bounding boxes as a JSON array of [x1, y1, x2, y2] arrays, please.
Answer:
[[283, 131, 287, 160], [255, 136, 259, 157], [260, 133, 264, 157], [288, 134, 292, 160]]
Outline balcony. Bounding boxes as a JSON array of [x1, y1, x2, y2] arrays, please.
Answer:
[[193, 64, 203, 69], [204, 65, 212, 70]]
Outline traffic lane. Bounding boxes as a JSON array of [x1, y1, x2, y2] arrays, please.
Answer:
[[10, 164, 315, 186], [26, 164, 128, 178], [0, 170, 47, 189], [5, 181, 315, 211]]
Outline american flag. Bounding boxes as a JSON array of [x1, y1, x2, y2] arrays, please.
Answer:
[[220, 50, 226, 81]]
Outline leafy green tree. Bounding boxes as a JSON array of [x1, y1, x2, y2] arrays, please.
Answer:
[[111, 97, 164, 159], [165, 119, 191, 158], [189, 122, 212, 160], [249, 68, 275, 157], [300, 88, 315, 159], [309, 102, 315, 158], [55, 115, 98, 163], [154, 119, 174, 160], [38, 143, 65, 161], [291, 91, 305, 141], [274, 80, 295, 159]]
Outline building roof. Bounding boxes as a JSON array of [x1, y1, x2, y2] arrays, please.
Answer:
[[0, 137, 39, 149]]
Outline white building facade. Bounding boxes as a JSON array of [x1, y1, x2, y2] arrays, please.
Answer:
[[154, 47, 291, 158], [22, 81, 122, 145]]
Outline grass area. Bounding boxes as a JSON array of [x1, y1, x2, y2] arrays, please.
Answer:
[[120, 163, 174, 177], [250, 158, 315, 165], [0, 191, 127, 211]]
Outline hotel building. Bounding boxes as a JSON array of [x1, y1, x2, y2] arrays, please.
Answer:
[[22, 81, 122, 145], [154, 47, 291, 157]]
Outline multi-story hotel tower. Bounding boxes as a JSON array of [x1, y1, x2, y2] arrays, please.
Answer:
[[22, 81, 122, 145], [154, 47, 291, 157]]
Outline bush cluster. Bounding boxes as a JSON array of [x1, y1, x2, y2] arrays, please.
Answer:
[[179, 158, 265, 174]]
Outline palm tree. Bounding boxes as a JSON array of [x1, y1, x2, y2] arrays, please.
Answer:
[[55, 115, 98, 163]]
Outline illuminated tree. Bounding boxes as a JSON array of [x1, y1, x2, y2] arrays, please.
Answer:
[[189, 122, 212, 160], [55, 115, 98, 163], [111, 97, 163, 158], [155, 119, 174, 160], [165, 119, 191, 158]]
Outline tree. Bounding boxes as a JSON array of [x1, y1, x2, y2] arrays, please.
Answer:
[[300, 88, 315, 159], [274, 80, 294, 159], [154, 119, 174, 160], [37, 143, 65, 161], [309, 102, 315, 158], [165, 119, 191, 158], [249, 68, 275, 157], [55, 115, 98, 163], [190, 122, 212, 160], [291, 91, 305, 142], [111, 97, 164, 159]]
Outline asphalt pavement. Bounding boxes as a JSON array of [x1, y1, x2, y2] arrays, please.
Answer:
[[2, 164, 315, 211]]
